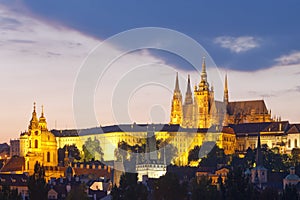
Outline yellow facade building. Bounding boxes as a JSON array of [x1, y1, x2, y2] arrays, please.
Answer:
[[19, 103, 58, 174]]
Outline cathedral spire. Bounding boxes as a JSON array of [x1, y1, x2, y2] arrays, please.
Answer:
[[170, 73, 183, 125], [201, 56, 207, 82], [174, 72, 180, 92], [224, 74, 229, 103], [184, 74, 193, 105], [198, 56, 209, 92]]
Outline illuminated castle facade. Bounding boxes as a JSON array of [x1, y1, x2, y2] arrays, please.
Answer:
[[4, 59, 300, 172], [170, 58, 273, 128]]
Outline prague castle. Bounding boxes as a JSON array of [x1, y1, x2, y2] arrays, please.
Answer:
[[170, 57, 273, 128], [2, 59, 300, 179]]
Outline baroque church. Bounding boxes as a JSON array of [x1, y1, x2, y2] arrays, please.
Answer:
[[19, 103, 58, 173], [170, 58, 273, 128]]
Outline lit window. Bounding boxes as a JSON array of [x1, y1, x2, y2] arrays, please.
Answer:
[[295, 139, 298, 148], [35, 140, 38, 148], [47, 152, 50, 162]]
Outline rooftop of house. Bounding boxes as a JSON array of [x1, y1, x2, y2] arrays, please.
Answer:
[[0, 173, 28, 187]]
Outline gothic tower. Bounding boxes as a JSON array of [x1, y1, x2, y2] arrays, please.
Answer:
[[182, 75, 194, 127], [194, 57, 211, 128], [224, 74, 229, 103], [170, 73, 183, 125]]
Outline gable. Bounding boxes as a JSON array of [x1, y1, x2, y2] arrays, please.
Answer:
[[287, 125, 300, 134]]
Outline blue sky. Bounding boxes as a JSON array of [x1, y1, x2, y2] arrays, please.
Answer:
[[16, 0, 300, 71], [1, 1, 300, 142]]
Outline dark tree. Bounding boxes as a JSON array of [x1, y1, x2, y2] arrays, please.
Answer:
[[255, 144, 288, 172], [259, 187, 279, 200], [291, 148, 300, 165], [66, 184, 89, 200], [58, 144, 81, 164], [28, 161, 47, 200], [282, 184, 298, 200], [199, 145, 226, 168], [224, 166, 258, 200], [0, 185, 21, 200], [153, 172, 187, 200], [191, 176, 220, 200], [188, 145, 201, 164], [111, 172, 148, 200]]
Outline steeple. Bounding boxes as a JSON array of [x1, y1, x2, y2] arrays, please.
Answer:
[[224, 74, 229, 103], [201, 56, 207, 82], [184, 74, 193, 105], [198, 56, 209, 92], [39, 105, 47, 130], [170, 72, 183, 125], [29, 102, 39, 130], [174, 72, 180, 92], [41, 105, 44, 118], [256, 130, 262, 167]]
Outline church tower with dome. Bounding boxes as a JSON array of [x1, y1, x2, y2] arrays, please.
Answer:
[[19, 103, 58, 174]]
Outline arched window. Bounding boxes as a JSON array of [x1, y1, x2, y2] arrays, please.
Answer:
[[47, 152, 50, 162], [29, 140, 31, 148], [295, 139, 298, 148], [35, 140, 38, 148], [288, 139, 291, 148]]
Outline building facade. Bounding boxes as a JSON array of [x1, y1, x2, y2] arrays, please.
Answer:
[[170, 57, 273, 129], [19, 103, 58, 174]]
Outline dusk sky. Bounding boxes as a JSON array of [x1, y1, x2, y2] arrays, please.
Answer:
[[1, 1, 300, 142]]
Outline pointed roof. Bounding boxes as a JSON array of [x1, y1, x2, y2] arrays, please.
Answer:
[[29, 102, 38, 130], [224, 74, 228, 91], [31, 102, 38, 121], [256, 129, 263, 167], [184, 74, 193, 105], [201, 56, 207, 82], [174, 72, 180, 92], [224, 74, 229, 102], [39, 105, 46, 122], [186, 74, 192, 95]]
